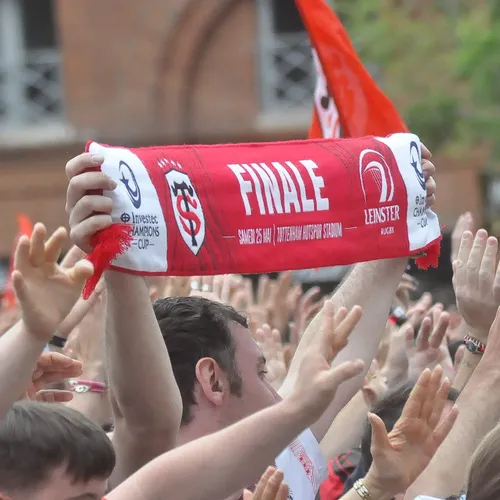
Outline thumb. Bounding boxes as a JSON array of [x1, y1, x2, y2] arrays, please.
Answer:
[[11, 270, 36, 312], [243, 490, 253, 500], [321, 359, 365, 393], [368, 412, 391, 452], [66, 260, 94, 284]]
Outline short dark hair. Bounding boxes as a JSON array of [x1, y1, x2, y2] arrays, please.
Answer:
[[0, 401, 115, 494], [154, 296, 248, 425], [343, 381, 459, 495]]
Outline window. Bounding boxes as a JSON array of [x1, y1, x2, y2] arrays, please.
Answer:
[[257, 0, 315, 115], [0, 0, 63, 127]]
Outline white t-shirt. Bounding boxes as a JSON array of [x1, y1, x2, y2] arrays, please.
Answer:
[[275, 428, 327, 500]]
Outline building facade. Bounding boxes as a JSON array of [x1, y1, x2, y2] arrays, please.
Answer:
[[0, 0, 484, 258]]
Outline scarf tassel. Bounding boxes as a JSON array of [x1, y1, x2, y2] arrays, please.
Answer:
[[82, 223, 134, 299]]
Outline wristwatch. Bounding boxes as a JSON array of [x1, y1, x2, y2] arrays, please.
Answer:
[[463, 334, 486, 354]]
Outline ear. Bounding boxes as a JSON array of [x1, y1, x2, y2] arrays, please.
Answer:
[[195, 357, 228, 407]]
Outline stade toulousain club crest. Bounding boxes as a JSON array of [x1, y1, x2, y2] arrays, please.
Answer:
[[163, 166, 206, 256]]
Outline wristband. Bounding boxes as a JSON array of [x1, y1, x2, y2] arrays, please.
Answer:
[[48, 334, 67, 349], [353, 479, 371, 499], [68, 379, 106, 394], [463, 334, 486, 354], [389, 306, 408, 327]]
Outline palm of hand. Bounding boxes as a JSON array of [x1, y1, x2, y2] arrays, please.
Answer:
[[408, 348, 439, 379], [457, 295, 497, 339], [371, 416, 438, 489], [19, 260, 83, 340]]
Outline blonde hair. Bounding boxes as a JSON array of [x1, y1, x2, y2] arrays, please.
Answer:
[[466, 423, 500, 500]]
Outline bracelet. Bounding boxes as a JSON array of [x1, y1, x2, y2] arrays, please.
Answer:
[[463, 334, 486, 354], [353, 479, 371, 499], [49, 334, 67, 349], [68, 379, 106, 394]]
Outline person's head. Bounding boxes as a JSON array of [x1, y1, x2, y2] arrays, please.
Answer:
[[466, 423, 500, 500], [0, 401, 115, 500], [343, 381, 459, 497], [155, 296, 278, 434]]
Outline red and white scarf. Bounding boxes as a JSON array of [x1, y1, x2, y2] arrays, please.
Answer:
[[82, 133, 440, 298]]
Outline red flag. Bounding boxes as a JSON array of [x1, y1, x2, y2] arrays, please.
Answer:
[[3, 214, 33, 309], [295, 0, 408, 138]]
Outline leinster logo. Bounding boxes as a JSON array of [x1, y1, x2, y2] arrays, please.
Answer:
[[165, 169, 206, 255], [359, 149, 395, 204], [119, 161, 141, 209], [410, 141, 426, 190]]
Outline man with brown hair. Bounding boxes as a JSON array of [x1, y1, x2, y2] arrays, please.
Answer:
[[0, 401, 115, 500]]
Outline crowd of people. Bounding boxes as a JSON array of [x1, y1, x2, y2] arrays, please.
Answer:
[[0, 149, 498, 500]]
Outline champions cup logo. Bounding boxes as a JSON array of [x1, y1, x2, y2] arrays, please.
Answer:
[[359, 149, 395, 205], [165, 168, 206, 255]]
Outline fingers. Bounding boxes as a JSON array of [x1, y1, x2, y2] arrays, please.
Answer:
[[262, 469, 287, 500], [420, 365, 443, 422], [60, 245, 86, 269], [44, 227, 68, 263], [66, 171, 116, 214], [453, 231, 473, 287], [11, 270, 35, 311], [433, 404, 459, 446], [69, 194, 113, 229], [13, 235, 31, 274], [368, 412, 391, 452], [416, 317, 432, 351], [65, 259, 95, 284], [429, 311, 450, 349], [328, 306, 363, 358], [403, 323, 415, 351], [29, 223, 47, 267], [69, 214, 113, 252], [325, 359, 365, 389], [420, 143, 432, 161], [253, 467, 275, 500], [35, 390, 73, 403], [428, 376, 451, 430], [479, 237, 499, 296], [65, 152, 104, 180], [36, 351, 81, 369], [466, 230, 488, 291], [401, 367, 432, 418]]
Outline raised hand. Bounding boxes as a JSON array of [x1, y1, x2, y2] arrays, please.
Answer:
[[12, 224, 94, 342], [406, 292, 433, 328], [255, 324, 287, 390], [294, 285, 324, 341], [362, 360, 389, 409], [65, 153, 116, 252], [243, 467, 289, 500], [363, 366, 458, 498], [407, 305, 453, 381], [395, 273, 418, 310], [22, 351, 83, 402], [421, 143, 436, 208], [290, 299, 365, 421], [453, 229, 500, 342], [451, 212, 474, 264]]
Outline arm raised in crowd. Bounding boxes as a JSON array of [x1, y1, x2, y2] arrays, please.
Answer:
[[281, 145, 436, 442], [340, 367, 457, 500], [65, 153, 183, 488], [0, 224, 92, 419], [404, 305, 500, 499], [106, 301, 366, 500]]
